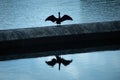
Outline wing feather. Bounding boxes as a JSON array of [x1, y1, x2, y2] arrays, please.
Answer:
[[61, 15, 73, 22], [45, 58, 57, 67], [61, 58, 72, 66], [45, 15, 57, 22]]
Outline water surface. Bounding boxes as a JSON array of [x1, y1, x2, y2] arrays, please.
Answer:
[[0, 0, 120, 29], [0, 50, 120, 80]]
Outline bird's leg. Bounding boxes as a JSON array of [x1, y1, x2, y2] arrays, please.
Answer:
[[57, 24, 61, 27]]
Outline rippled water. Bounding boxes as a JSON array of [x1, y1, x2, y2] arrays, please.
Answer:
[[0, 0, 120, 29], [0, 50, 120, 80]]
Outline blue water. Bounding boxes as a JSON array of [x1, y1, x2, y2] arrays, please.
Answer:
[[0, 0, 120, 29], [0, 50, 120, 80], [0, 0, 120, 79]]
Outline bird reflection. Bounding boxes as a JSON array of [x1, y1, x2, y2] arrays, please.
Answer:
[[45, 55, 73, 70], [45, 12, 73, 25]]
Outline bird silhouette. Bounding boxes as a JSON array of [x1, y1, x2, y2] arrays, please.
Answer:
[[45, 55, 72, 70], [45, 12, 73, 25]]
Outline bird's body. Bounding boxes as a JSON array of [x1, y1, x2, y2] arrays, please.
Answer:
[[45, 12, 73, 25]]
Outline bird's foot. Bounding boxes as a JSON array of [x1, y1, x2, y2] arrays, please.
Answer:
[[56, 24, 61, 27]]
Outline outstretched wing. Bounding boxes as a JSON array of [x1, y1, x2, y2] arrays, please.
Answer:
[[45, 15, 57, 22], [61, 15, 73, 22], [45, 58, 57, 67], [61, 58, 73, 66]]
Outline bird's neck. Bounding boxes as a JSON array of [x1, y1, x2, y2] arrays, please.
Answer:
[[59, 62, 61, 70], [58, 12, 60, 19]]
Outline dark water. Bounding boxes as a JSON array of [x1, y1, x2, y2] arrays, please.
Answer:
[[0, 0, 120, 29], [0, 50, 120, 80]]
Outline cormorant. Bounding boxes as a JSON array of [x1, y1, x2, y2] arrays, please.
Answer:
[[45, 55, 72, 70], [45, 12, 73, 25]]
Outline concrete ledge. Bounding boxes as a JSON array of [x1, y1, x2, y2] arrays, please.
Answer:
[[0, 21, 120, 60], [0, 21, 120, 41], [0, 45, 120, 61]]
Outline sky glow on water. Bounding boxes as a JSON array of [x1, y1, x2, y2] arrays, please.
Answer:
[[0, 50, 120, 80], [0, 0, 120, 29]]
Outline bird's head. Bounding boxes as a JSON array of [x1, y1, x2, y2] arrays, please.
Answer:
[[58, 12, 60, 15]]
